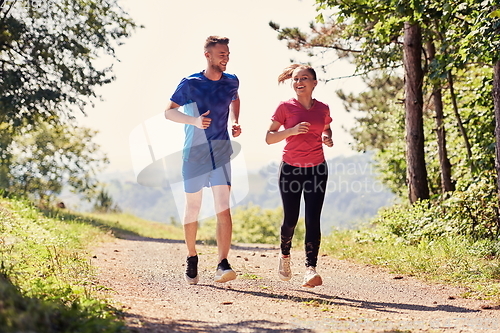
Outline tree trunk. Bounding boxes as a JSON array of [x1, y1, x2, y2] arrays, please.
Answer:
[[403, 22, 429, 203], [447, 70, 474, 173], [0, 128, 12, 190], [494, 60, 500, 221], [426, 41, 454, 193]]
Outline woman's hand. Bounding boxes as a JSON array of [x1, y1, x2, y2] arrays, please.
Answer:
[[292, 122, 310, 135], [322, 135, 334, 147]]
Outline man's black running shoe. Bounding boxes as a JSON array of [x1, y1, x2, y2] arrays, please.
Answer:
[[185, 255, 199, 285]]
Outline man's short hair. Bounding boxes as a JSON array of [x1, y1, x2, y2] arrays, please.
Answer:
[[204, 36, 229, 52]]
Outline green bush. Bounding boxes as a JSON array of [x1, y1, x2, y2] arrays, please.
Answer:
[[198, 204, 305, 246], [442, 175, 499, 240], [373, 175, 499, 244]]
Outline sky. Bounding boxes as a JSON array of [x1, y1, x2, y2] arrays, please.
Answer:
[[76, 0, 365, 175]]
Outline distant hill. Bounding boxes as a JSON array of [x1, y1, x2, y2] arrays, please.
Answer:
[[75, 153, 396, 234]]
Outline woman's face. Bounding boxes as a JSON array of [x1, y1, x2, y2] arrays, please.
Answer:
[[291, 68, 317, 96]]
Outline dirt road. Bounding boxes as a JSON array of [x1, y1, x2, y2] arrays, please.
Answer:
[[92, 235, 500, 332]]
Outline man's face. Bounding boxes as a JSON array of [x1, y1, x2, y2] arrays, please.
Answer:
[[205, 43, 230, 73]]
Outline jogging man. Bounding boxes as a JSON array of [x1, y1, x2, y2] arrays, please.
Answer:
[[165, 36, 241, 285]]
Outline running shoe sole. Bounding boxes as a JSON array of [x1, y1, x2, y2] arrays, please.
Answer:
[[279, 273, 292, 281], [302, 274, 322, 288], [185, 274, 199, 285], [214, 269, 236, 283]]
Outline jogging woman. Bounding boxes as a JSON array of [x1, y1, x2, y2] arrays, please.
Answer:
[[265, 64, 333, 287]]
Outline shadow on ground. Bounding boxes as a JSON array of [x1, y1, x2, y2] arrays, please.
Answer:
[[123, 313, 311, 333], [205, 284, 480, 315]]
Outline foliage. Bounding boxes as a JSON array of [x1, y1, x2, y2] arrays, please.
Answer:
[[338, 72, 408, 197], [271, 0, 499, 203], [320, 171, 500, 300], [79, 211, 184, 240], [372, 173, 499, 243], [341, 73, 405, 152], [198, 205, 306, 246], [0, 196, 126, 332], [321, 168, 500, 301], [323, 229, 500, 300], [6, 121, 108, 205], [92, 188, 121, 213], [0, 0, 140, 130], [453, 0, 500, 65]]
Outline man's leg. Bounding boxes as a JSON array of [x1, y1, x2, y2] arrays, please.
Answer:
[[184, 190, 203, 257], [211, 184, 237, 282], [182, 190, 203, 284], [211, 185, 232, 262]]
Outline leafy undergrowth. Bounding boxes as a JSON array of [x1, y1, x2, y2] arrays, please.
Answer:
[[321, 178, 500, 302], [323, 206, 500, 303], [0, 197, 183, 333]]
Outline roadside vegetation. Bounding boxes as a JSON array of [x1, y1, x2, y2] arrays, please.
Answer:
[[0, 195, 182, 333], [0, 195, 122, 332], [324, 204, 500, 302]]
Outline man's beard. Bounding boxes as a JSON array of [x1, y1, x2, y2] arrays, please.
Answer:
[[211, 63, 225, 73]]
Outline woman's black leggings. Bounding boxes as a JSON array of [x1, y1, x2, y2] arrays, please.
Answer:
[[279, 161, 328, 267]]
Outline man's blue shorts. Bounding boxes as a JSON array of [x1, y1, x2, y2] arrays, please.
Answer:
[[182, 160, 231, 193]]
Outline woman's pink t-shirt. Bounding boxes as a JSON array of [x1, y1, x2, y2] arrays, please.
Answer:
[[271, 98, 332, 167]]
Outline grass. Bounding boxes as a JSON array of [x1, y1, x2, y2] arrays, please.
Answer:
[[322, 227, 500, 302], [239, 273, 262, 280], [0, 196, 184, 333], [45, 210, 185, 240]]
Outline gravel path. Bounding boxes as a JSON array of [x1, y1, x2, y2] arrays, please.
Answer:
[[92, 235, 500, 332]]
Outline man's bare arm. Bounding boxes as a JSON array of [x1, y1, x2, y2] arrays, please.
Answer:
[[165, 101, 211, 129], [230, 95, 241, 137]]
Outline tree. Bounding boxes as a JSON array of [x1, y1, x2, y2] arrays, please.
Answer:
[[93, 187, 121, 213], [0, 0, 139, 130], [403, 21, 429, 202], [0, 0, 139, 197], [494, 61, 500, 234], [8, 121, 108, 205], [426, 39, 454, 192], [338, 73, 408, 196]]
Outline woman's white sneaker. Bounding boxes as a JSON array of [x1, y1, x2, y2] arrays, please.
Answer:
[[278, 256, 292, 281], [302, 266, 322, 288]]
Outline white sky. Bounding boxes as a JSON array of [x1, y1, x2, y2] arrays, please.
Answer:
[[76, 0, 365, 173]]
